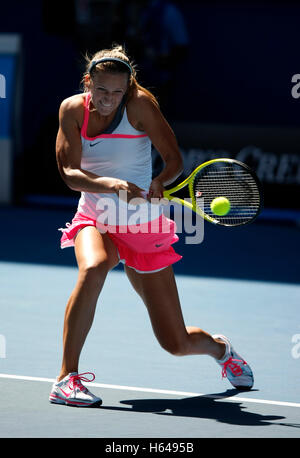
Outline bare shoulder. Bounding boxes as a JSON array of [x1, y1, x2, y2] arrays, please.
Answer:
[[126, 89, 160, 131], [59, 93, 86, 125], [128, 88, 158, 112], [60, 93, 85, 111], [56, 94, 85, 158]]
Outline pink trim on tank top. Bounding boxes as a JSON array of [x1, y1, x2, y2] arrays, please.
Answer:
[[81, 92, 148, 140]]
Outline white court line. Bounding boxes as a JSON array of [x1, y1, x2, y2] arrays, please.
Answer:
[[0, 373, 299, 408]]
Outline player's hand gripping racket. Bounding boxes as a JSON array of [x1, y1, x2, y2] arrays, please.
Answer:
[[146, 158, 263, 227]]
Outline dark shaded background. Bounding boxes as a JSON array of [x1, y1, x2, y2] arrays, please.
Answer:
[[1, 0, 300, 208]]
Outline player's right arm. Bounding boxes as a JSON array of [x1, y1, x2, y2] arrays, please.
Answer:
[[56, 96, 118, 194]]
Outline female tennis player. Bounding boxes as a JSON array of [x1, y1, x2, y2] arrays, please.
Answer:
[[49, 45, 254, 407]]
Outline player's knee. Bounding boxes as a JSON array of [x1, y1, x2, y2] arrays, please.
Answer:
[[160, 338, 188, 357], [79, 259, 109, 284]]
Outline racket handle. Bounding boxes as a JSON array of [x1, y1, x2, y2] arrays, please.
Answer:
[[140, 190, 148, 199]]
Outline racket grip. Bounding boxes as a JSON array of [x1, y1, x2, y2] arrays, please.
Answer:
[[140, 190, 148, 199]]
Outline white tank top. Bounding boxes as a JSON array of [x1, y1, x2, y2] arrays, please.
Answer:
[[77, 93, 163, 225]]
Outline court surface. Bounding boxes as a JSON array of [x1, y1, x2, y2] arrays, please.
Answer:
[[0, 205, 299, 438]]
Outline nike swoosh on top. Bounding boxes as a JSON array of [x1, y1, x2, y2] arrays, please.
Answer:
[[90, 141, 102, 147]]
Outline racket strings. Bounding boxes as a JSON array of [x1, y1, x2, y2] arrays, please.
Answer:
[[193, 163, 261, 226]]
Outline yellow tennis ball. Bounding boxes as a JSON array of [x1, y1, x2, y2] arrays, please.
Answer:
[[210, 197, 231, 216]]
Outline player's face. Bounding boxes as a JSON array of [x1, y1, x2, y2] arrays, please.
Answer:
[[89, 71, 128, 116]]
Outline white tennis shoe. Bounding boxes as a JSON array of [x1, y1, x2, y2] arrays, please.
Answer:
[[49, 372, 102, 407], [213, 334, 254, 390]]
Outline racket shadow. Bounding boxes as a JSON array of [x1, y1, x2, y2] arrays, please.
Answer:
[[101, 389, 286, 428]]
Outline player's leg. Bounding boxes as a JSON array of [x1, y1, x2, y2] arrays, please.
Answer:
[[124, 265, 226, 359], [58, 226, 119, 380], [125, 264, 254, 389]]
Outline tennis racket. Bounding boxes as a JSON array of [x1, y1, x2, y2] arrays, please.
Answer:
[[159, 158, 263, 227]]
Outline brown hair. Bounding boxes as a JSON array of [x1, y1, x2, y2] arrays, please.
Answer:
[[82, 44, 159, 107]]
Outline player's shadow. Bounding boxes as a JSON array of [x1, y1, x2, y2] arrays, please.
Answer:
[[101, 389, 291, 428]]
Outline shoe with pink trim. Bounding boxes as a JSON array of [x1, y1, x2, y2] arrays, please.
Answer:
[[49, 372, 102, 407], [213, 334, 254, 391]]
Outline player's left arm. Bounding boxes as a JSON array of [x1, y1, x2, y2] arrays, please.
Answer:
[[129, 91, 184, 197]]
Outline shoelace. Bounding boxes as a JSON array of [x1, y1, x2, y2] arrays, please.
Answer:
[[221, 357, 246, 378], [68, 372, 96, 392]]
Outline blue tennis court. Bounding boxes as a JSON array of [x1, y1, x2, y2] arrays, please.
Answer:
[[0, 205, 299, 438]]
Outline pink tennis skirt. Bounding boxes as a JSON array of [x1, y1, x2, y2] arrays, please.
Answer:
[[59, 211, 182, 273]]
